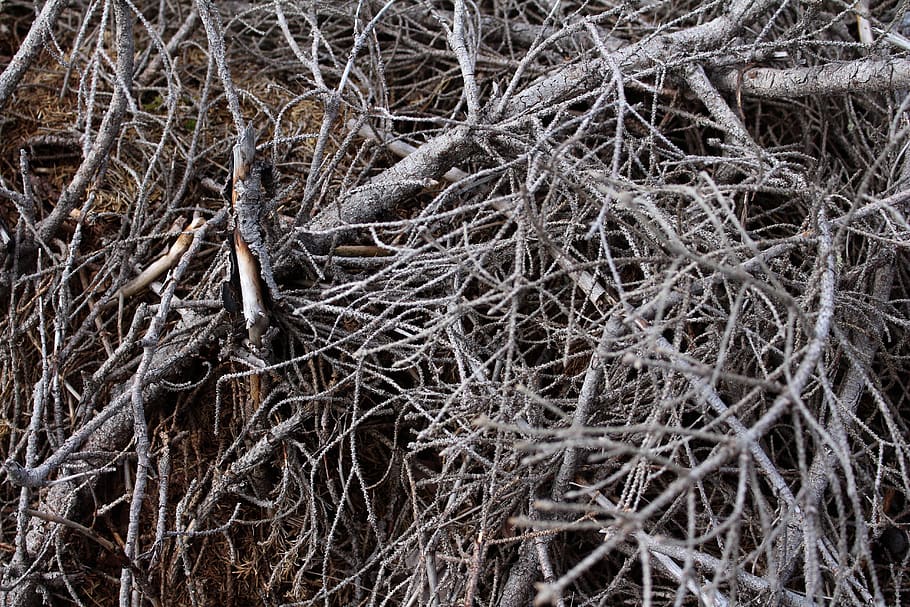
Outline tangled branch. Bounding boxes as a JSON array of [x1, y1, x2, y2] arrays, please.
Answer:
[[1, 1, 909, 605]]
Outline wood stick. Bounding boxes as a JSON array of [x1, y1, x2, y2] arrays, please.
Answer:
[[230, 125, 270, 414], [118, 217, 206, 299]]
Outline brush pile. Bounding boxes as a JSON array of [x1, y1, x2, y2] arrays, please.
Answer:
[[1, 1, 909, 605]]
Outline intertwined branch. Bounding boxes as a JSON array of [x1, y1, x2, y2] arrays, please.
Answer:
[[0, 1, 909, 606]]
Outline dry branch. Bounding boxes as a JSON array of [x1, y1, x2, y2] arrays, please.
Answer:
[[713, 57, 910, 98], [35, 0, 135, 246], [2, 0, 910, 605], [2, 211, 225, 605], [303, 125, 477, 252], [0, 0, 69, 110], [118, 217, 206, 299], [229, 125, 275, 415]]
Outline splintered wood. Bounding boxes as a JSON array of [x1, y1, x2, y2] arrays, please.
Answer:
[[230, 124, 273, 416]]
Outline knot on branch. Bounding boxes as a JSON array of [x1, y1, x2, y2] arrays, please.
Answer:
[[4, 460, 45, 488]]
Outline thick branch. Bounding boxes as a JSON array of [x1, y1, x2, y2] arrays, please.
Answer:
[[303, 125, 476, 253], [712, 58, 910, 99]]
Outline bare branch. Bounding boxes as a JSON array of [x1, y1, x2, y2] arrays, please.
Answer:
[[713, 57, 910, 98], [0, 0, 69, 110], [2, 0, 909, 604]]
